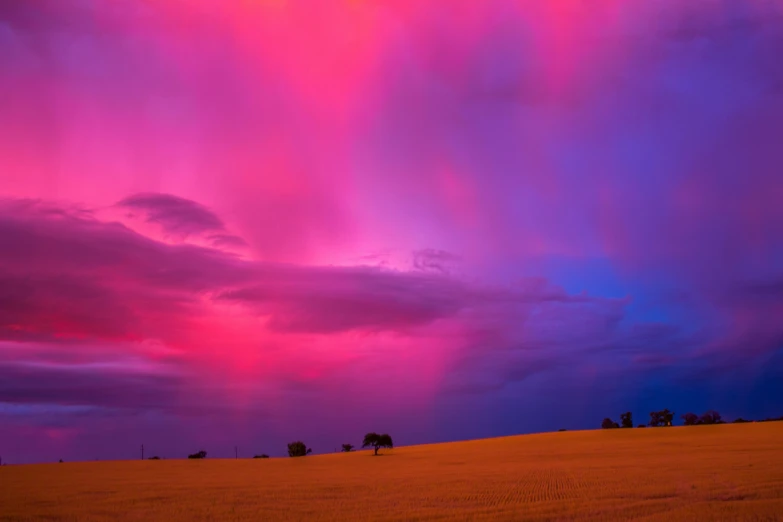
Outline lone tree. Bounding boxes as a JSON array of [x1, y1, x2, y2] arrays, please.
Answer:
[[287, 441, 312, 457], [188, 450, 207, 459], [362, 432, 393, 455], [620, 412, 633, 428], [602, 418, 619, 429], [341, 444, 354, 452]]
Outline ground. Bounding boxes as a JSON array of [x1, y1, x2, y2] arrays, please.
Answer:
[[2, 423, 782, 521]]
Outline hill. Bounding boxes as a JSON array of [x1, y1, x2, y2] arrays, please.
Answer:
[[2, 423, 782, 521]]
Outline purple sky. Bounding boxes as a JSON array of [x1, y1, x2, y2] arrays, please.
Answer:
[[1, 0, 782, 463]]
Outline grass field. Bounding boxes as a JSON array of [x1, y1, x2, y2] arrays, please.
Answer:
[[2, 423, 782, 521]]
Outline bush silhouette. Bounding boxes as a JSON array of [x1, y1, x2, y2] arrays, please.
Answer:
[[287, 441, 311, 457], [188, 450, 207, 459], [620, 412, 633, 428], [341, 444, 354, 452], [253, 454, 270, 459], [362, 433, 393, 455], [148, 456, 160, 460], [601, 418, 619, 429], [637, 424, 646, 428]]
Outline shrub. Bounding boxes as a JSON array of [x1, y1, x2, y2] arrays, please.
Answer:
[[188, 450, 207, 459], [253, 454, 270, 459]]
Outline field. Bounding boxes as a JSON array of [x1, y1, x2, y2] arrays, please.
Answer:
[[2, 423, 782, 521]]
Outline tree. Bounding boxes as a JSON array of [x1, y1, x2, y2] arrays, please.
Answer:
[[601, 418, 619, 429], [699, 410, 722, 425], [188, 450, 207, 459], [287, 441, 311, 457], [362, 432, 393, 455], [649, 409, 674, 427], [681, 412, 699, 426], [620, 412, 633, 428], [341, 444, 354, 452]]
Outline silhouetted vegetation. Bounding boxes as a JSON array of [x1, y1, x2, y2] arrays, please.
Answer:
[[558, 428, 567, 432], [599, 408, 783, 429], [287, 441, 311, 457], [59, 459, 64, 463], [681, 411, 723, 425], [253, 454, 270, 459], [341, 444, 354, 452], [682, 412, 699, 425], [649, 409, 674, 427], [700, 410, 723, 425], [148, 456, 160, 460], [362, 433, 393, 455], [188, 450, 207, 459]]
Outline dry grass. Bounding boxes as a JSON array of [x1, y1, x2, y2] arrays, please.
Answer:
[[2, 423, 782, 521]]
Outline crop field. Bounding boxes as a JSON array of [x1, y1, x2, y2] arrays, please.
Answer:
[[2, 423, 782, 521]]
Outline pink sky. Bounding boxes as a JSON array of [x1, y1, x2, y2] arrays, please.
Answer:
[[1, 0, 783, 462]]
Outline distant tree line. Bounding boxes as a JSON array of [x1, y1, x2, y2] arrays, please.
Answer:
[[209, 432, 395, 460], [602, 410, 783, 429]]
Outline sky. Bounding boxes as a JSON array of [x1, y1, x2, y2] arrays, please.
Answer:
[[1, 0, 782, 463]]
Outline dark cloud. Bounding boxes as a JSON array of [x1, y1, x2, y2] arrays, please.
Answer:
[[117, 192, 228, 238], [0, 361, 181, 411]]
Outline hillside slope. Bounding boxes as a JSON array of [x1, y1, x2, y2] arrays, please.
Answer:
[[2, 423, 782, 521]]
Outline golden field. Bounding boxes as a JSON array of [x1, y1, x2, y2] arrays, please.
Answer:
[[2, 423, 782, 521]]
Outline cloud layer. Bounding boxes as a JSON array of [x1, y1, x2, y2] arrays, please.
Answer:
[[1, 0, 782, 462]]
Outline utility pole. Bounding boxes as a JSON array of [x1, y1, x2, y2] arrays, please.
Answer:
[[141, 444, 144, 460]]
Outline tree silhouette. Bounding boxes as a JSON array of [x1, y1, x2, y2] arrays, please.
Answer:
[[188, 450, 207, 459], [649, 409, 674, 427], [681, 412, 699, 426], [341, 444, 354, 452], [362, 432, 393, 455], [287, 441, 311, 457], [620, 412, 633, 428], [699, 410, 722, 425], [601, 418, 619, 429], [253, 454, 270, 459]]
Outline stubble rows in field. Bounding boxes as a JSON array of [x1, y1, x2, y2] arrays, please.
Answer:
[[2, 423, 782, 521]]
